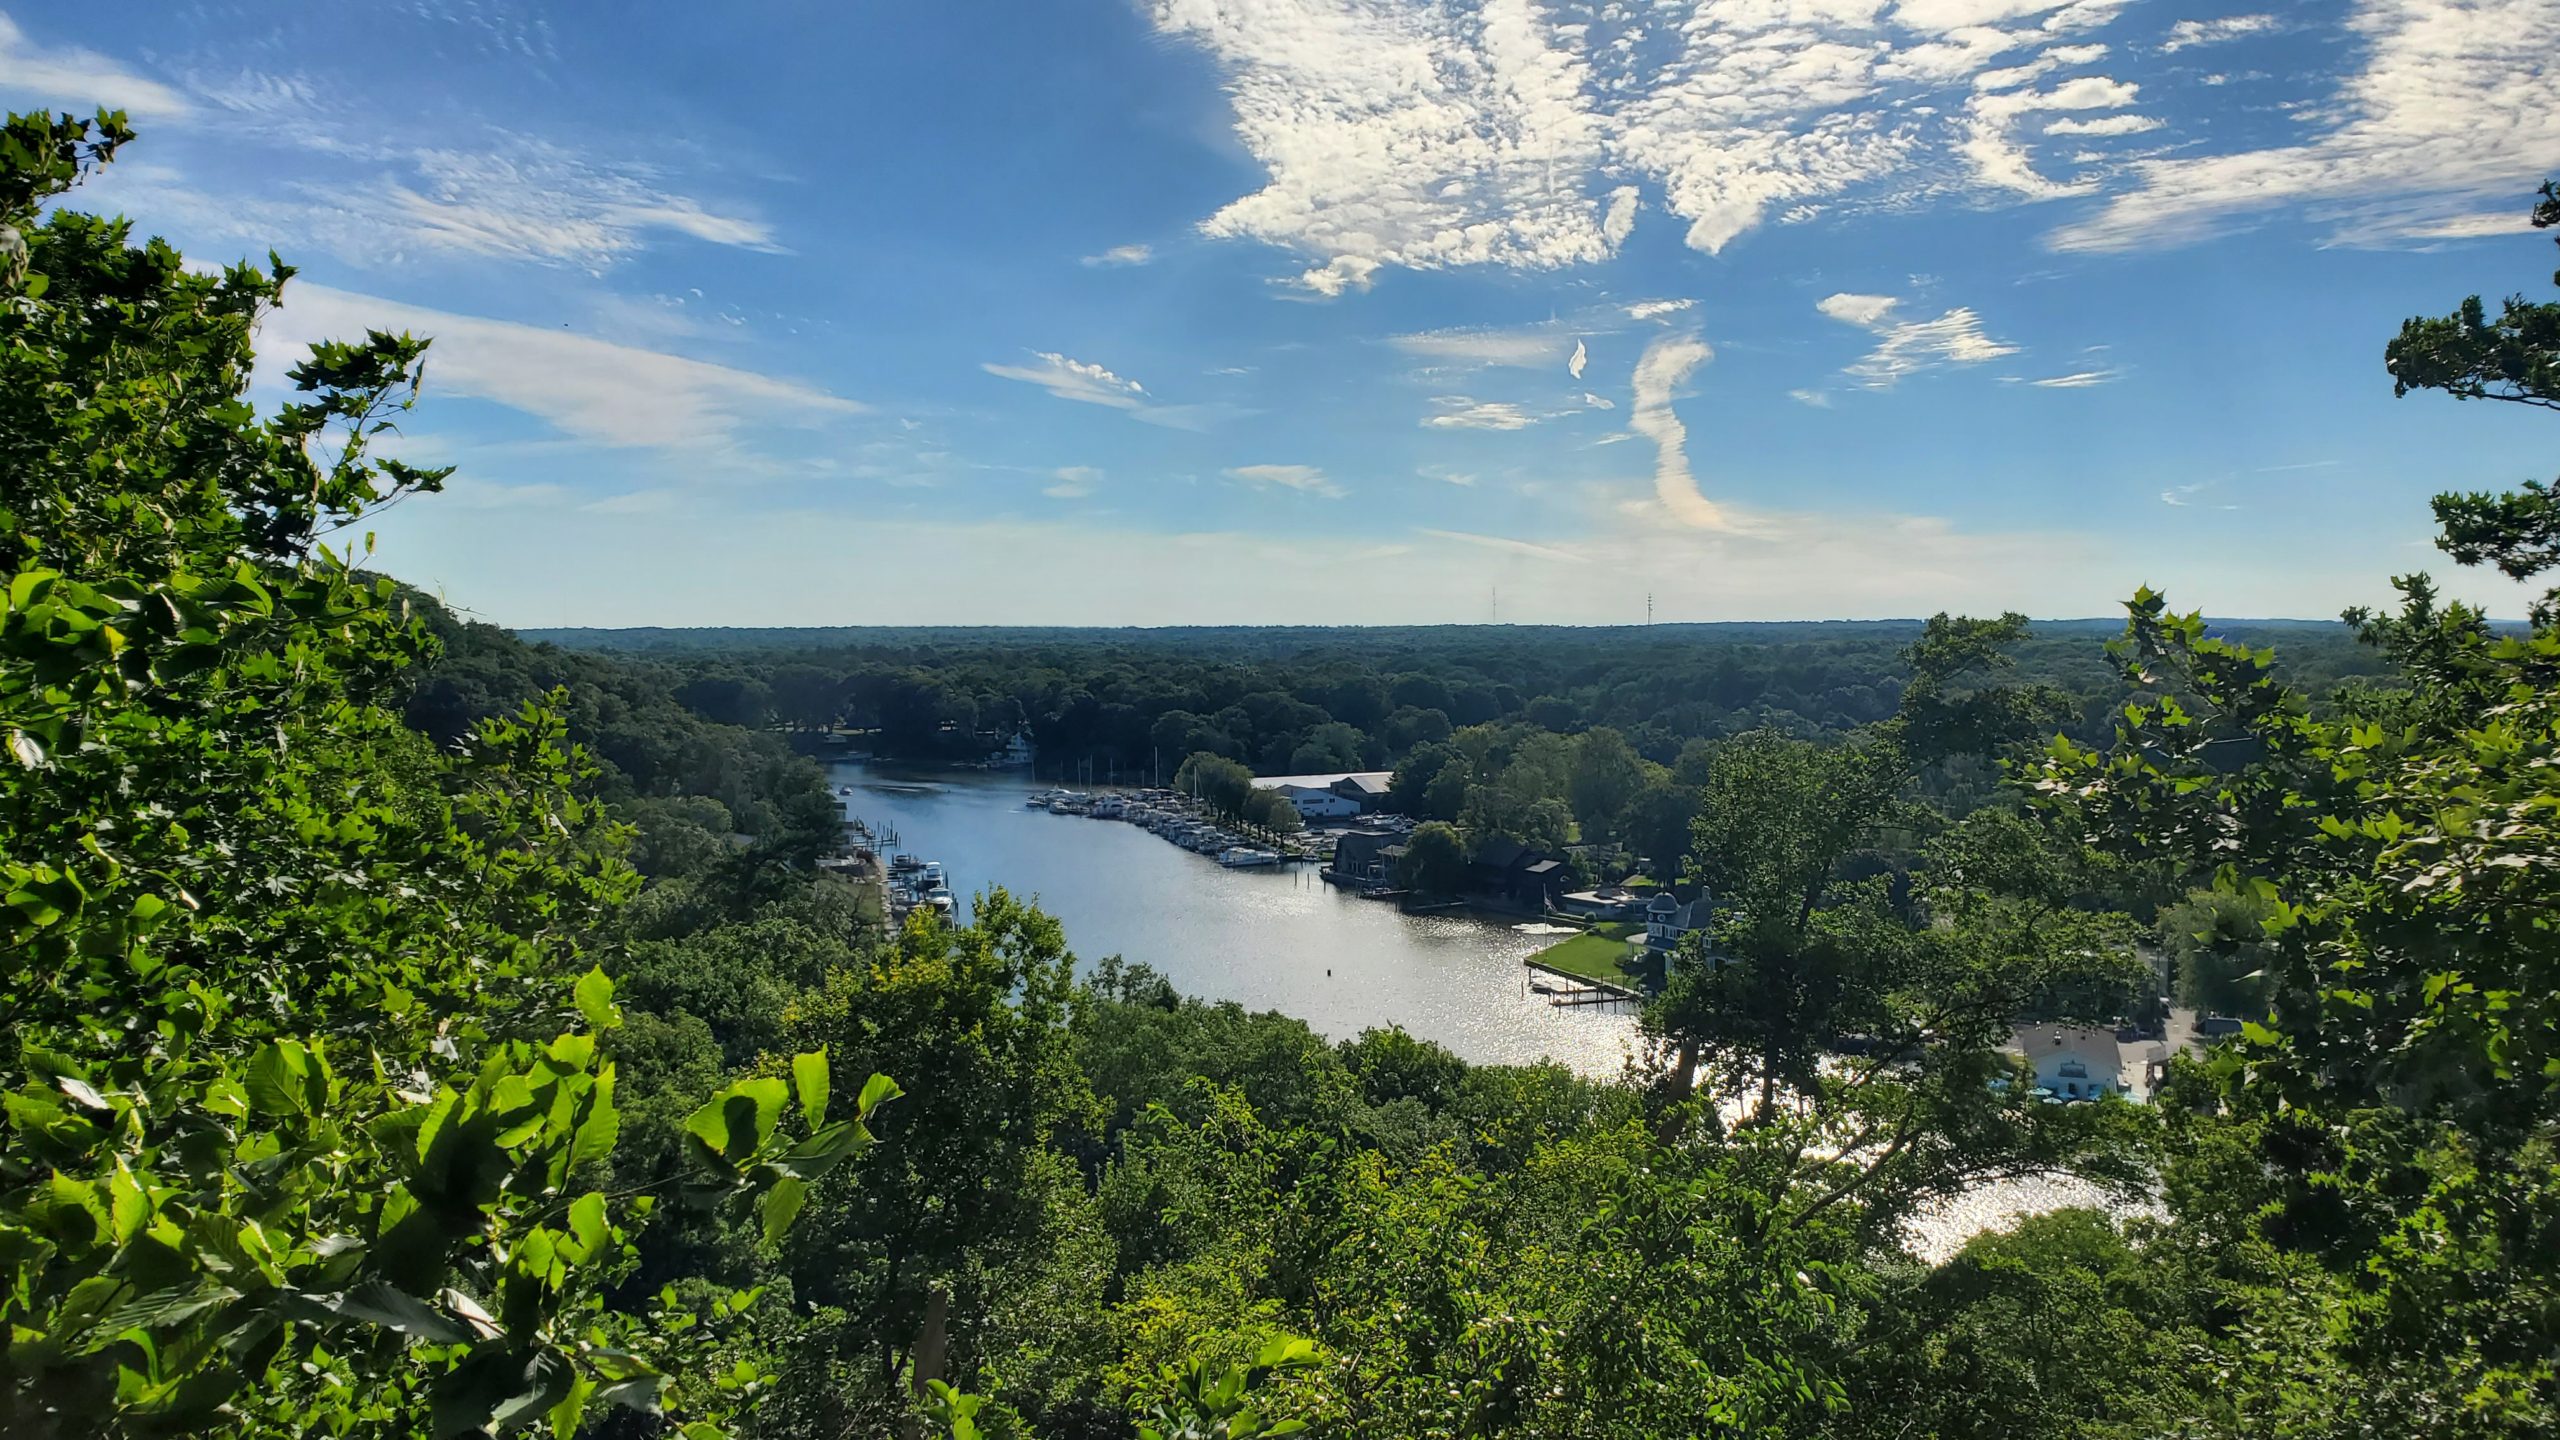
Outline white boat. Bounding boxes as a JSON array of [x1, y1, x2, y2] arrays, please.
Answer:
[[921, 861, 945, 886], [1217, 847, 1282, 868], [1092, 796, 1125, 819]]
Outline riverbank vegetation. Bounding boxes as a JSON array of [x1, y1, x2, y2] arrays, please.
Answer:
[[6, 113, 2558, 1439], [1525, 923, 1646, 985]]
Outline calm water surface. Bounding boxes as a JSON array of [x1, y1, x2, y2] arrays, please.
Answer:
[[834, 761, 2126, 1254], [832, 762, 1641, 1075]]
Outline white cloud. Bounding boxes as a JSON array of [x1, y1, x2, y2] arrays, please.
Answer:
[[1151, 0, 1619, 284], [2043, 112, 2163, 135], [1153, 0, 2539, 280], [1629, 332, 1745, 531], [1418, 528, 1589, 564], [1422, 465, 1479, 486], [2158, 13, 2277, 50], [1626, 298, 1697, 320], [1817, 293, 1903, 328], [1228, 463, 1346, 498], [1790, 388, 1836, 407], [257, 284, 860, 451], [0, 15, 190, 117], [982, 351, 1147, 409], [1425, 398, 1540, 430], [1294, 255, 1381, 296], [1581, 391, 1615, 410], [1963, 73, 2143, 196], [185, 67, 318, 119], [2029, 367, 2122, 386], [1568, 338, 1589, 378], [1390, 323, 1576, 369], [1082, 243, 1156, 267], [2055, 0, 2560, 251], [1046, 465, 1101, 498], [979, 352, 1244, 431], [1818, 292, 2020, 386], [375, 143, 781, 267], [89, 125, 777, 273]]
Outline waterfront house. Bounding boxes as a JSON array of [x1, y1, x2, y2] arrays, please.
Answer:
[[1328, 829, 1407, 888], [2007, 1023, 2127, 1100], [1643, 892, 1707, 958], [1558, 887, 1644, 921], [1469, 839, 1568, 909]]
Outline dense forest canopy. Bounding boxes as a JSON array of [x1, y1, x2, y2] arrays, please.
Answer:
[[518, 618, 2394, 778], [6, 109, 2560, 1440]]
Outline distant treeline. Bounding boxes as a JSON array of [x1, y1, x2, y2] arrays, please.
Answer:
[[521, 619, 2395, 784]]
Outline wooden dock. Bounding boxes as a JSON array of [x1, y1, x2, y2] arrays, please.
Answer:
[[1523, 959, 1645, 1006]]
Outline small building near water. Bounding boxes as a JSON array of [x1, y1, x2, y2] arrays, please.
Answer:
[[1251, 771, 1395, 823], [2008, 1023, 2130, 1100], [1643, 892, 1708, 958], [1328, 829, 1408, 888], [1559, 887, 1645, 921], [1272, 783, 1364, 821], [1468, 839, 1568, 909]]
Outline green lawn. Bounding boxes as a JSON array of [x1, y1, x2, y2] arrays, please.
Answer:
[[1528, 922, 1645, 985]]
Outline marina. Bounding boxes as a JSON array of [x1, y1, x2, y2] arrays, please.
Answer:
[[830, 760, 1643, 1075]]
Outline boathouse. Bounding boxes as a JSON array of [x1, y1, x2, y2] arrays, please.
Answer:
[[1328, 829, 1407, 888]]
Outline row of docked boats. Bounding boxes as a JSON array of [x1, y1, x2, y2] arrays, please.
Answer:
[[886, 851, 956, 918], [1025, 787, 1283, 868]]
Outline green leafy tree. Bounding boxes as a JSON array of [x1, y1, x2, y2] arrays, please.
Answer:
[[0, 112, 889, 1440], [1619, 774, 1699, 880], [2388, 179, 2560, 622], [1565, 728, 1646, 842], [1644, 617, 2149, 1236], [1172, 752, 1255, 817], [781, 892, 1094, 1421], [1396, 823, 1470, 897], [2028, 576, 2560, 1434], [2157, 889, 2276, 1015], [1836, 1209, 2213, 1440], [2386, 179, 2560, 414]]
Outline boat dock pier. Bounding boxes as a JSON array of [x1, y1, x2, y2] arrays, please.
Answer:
[[1522, 959, 1645, 1007]]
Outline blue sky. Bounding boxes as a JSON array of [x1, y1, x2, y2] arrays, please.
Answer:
[[5, 0, 2553, 624]]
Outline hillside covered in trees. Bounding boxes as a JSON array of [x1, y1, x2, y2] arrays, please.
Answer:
[[523, 619, 2394, 778], [6, 110, 2559, 1440]]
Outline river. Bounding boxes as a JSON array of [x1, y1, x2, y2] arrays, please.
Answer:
[[831, 760, 2124, 1259], [831, 761, 1642, 1075]]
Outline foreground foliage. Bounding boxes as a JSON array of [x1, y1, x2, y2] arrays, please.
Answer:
[[9, 111, 2560, 1440], [0, 111, 890, 1438]]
